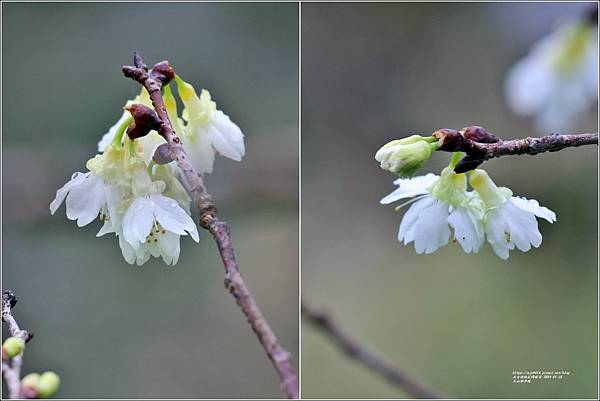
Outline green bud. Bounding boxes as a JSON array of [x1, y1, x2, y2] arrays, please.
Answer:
[[375, 137, 435, 177], [36, 371, 60, 399], [2, 337, 25, 358], [22, 373, 40, 388]]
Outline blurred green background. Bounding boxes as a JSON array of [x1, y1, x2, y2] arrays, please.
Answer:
[[2, 2, 298, 398], [301, 2, 597, 399]]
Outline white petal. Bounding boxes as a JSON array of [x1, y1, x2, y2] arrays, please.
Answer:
[[381, 174, 438, 204], [398, 196, 436, 243], [505, 56, 554, 116], [448, 207, 484, 253], [49, 171, 88, 214], [119, 234, 137, 264], [151, 194, 199, 242], [413, 201, 450, 254], [96, 220, 115, 237], [105, 185, 124, 230], [122, 197, 155, 248], [209, 110, 245, 161], [65, 174, 107, 227], [510, 196, 556, 223], [139, 131, 165, 165], [491, 242, 510, 260], [159, 231, 181, 265], [190, 127, 216, 174]]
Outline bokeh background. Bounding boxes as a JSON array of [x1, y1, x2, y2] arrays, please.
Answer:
[[302, 2, 597, 399], [2, 2, 298, 398]]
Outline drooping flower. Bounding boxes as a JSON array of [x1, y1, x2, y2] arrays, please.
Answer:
[[381, 167, 485, 254], [469, 169, 556, 260], [175, 75, 245, 174], [375, 135, 439, 178], [505, 20, 598, 132], [51, 137, 199, 266], [50, 147, 126, 232], [109, 156, 198, 266]]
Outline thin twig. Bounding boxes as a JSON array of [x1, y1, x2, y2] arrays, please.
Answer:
[[122, 53, 299, 399], [433, 127, 598, 173], [302, 302, 442, 399], [2, 290, 33, 399]]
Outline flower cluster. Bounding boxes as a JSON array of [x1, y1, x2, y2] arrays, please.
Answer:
[[505, 19, 598, 132], [51, 76, 245, 265], [379, 152, 556, 260]]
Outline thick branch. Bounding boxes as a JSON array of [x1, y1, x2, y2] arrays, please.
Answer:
[[433, 127, 598, 173], [2, 290, 32, 399], [302, 302, 442, 399], [122, 53, 298, 399]]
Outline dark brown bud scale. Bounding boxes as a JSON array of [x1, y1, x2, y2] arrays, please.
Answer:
[[150, 60, 175, 85], [461, 126, 499, 143], [432, 128, 466, 151], [125, 104, 162, 140]]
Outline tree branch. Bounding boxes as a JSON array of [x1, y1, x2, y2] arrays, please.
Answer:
[[432, 127, 598, 173], [122, 52, 299, 399], [2, 290, 33, 399], [302, 302, 442, 399]]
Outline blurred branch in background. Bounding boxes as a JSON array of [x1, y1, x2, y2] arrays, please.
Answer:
[[2, 290, 35, 399], [302, 302, 442, 399], [432, 126, 598, 173], [122, 53, 298, 399]]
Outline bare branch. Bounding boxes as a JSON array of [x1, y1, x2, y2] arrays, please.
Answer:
[[2, 290, 33, 399], [122, 53, 299, 399], [433, 127, 598, 173], [302, 302, 442, 399]]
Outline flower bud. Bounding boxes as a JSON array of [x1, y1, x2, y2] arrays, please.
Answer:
[[36, 371, 60, 399], [461, 126, 499, 143], [375, 138, 434, 178], [2, 337, 25, 358], [150, 60, 175, 85], [22, 372, 40, 388], [153, 143, 173, 165], [21, 373, 40, 399], [468, 169, 512, 209]]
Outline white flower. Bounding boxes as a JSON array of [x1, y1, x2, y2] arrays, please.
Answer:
[[50, 171, 122, 231], [505, 21, 598, 132], [469, 169, 556, 260], [121, 193, 199, 265], [381, 170, 485, 254], [176, 76, 245, 174]]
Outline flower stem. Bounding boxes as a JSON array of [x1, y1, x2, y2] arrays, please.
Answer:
[[111, 116, 133, 149], [449, 152, 465, 169]]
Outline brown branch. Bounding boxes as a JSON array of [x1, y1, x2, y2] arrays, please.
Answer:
[[122, 52, 298, 399], [2, 290, 33, 399], [433, 127, 598, 173], [302, 302, 442, 399]]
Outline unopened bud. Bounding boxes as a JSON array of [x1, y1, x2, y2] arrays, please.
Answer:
[[22, 372, 40, 388], [36, 371, 60, 399], [2, 337, 25, 358], [153, 143, 173, 165], [375, 137, 434, 177], [151, 60, 175, 85], [461, 126, 499, 143]]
